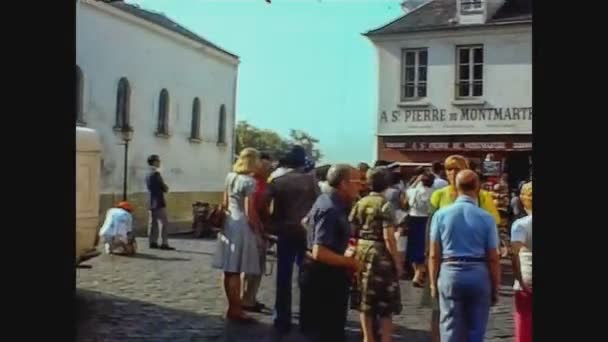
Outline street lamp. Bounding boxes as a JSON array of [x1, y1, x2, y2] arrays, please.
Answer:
[[119, 125, 134, 201]]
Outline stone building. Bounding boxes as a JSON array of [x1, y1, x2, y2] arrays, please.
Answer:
[[76, 0, 239, 233], [366, 0, 532, 184]]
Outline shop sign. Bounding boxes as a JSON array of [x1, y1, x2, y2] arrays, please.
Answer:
[[378, 106, 532, 135], [384, 141, 532, 151]]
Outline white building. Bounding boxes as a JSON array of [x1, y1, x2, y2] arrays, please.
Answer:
[[366, 0, 532, 184], [76, 0, 239, 232]]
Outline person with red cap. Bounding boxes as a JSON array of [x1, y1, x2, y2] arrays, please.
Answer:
[[98, 201, 137, 255]]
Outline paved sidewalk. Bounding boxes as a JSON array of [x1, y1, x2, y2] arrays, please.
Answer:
[[76, 237, 515, 341]]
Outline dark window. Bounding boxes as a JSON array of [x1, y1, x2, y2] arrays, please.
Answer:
[[76, 66, 84, 125], [218, 104, 226, 144], [461, 0, 483, 13], [401, 48, 428, 100], [191, 97, 201, 139], [115, 77, 131, 128], [157, 89, 169, 135], [456, 45, 483, 98]]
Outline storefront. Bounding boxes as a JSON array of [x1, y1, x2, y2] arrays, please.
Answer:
[[378, 134, 532, 187]]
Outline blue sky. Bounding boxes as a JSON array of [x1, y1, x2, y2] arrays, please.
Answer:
[[129, 0, 405, 164]]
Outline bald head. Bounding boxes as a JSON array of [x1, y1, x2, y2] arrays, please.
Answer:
[[456, 169, 479, 195]]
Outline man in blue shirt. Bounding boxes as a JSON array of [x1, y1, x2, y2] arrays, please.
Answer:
[[429, 169, 501, 342], [299, 164, 361, 342]]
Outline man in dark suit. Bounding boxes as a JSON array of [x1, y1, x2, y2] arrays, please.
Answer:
[[145, 154, 174, 250]]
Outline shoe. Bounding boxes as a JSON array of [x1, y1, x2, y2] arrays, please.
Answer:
[[149, 243, 160, 249], [159, 244, 175, 251], [242, 302, 267, 313]]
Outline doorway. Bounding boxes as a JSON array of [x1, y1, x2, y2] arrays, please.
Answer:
[[505, 152, 531, 190]]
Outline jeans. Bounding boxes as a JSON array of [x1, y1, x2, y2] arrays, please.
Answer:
[[273, 234, 305, 329], [438, 262, 491, 342]]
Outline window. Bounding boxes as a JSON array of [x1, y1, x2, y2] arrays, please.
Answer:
[[401, 48, 428, 100], [76, 65, 84, 125], [157, 89, 169, 135], [190, 97, 201, 140], [456, 45, 483, 98], [461, 0, 483, 13], [115, 77, 131, 129], [218, 104, 226, 144]]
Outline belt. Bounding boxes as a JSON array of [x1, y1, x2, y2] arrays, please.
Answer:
[[442, 257, 486, 263]]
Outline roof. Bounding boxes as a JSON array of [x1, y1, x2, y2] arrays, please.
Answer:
[[104, 1, 239, 60], [365, 0, 532, 36]]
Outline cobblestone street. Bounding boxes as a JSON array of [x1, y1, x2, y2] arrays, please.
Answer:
[[76, 236, 515, 342]]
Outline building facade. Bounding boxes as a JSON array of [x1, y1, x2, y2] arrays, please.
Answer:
[[367, 0, 532, 184], [76, 0, 239, 233]]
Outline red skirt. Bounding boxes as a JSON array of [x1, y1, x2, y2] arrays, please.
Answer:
[[514, 290, 532, 342]]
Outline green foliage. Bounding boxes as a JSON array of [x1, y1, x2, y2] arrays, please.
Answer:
[[235, 121, 323, 162]]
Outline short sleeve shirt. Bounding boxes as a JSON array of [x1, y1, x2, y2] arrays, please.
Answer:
[[511, 215, 532, 290], [430, 187, 500, 224], [307, 192, 351, 254], [430, 196, 499, 258]]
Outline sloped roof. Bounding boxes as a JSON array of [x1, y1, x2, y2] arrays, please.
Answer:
[[104, 1, 239, 59], [365, 0, 532, 36]]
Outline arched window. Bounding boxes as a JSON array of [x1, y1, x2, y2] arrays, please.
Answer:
[[76, 65, 84, 125], [115, 77, 131, 129], [218, 104, 227, 144], [190, 97, 201, 140], [157, 89, 170, 135]]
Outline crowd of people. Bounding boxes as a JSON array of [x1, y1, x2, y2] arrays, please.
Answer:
[[96, 146, 532, 342], [207, 145, 533, 342]]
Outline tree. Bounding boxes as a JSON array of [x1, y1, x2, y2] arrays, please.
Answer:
[[288, 129, 323, 163], [235, 121, 290, 159], [235, 121, 324, 163]]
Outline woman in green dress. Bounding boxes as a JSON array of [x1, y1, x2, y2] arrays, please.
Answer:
[[350, 167, 403, 342]]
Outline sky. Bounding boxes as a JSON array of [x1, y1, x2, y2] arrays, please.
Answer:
[[128, 0, 405, 164]]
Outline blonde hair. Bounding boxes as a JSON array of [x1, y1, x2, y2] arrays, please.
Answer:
[[444, 155, 469, 170], [233, 147, 260, 174], [520, 181, 532, 212]]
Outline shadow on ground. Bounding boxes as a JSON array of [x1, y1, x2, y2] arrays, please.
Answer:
[[77, 289, 287, 342], [128, 252, 191, 262]]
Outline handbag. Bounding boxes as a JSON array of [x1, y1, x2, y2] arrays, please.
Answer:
[[209, 174, 237, 229]]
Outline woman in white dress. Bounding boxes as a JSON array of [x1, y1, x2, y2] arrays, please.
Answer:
[[213, 147, 263, 322]]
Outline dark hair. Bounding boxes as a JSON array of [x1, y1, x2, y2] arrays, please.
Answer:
[[358, 162, 370, 171], [260, 152, 271, 161], [432, 161, 443, 174], [368, 168, 390, 193], [327, 164, 354, 188], [388, 171, 401, 186], [315, 164, 331, 182], [414, 166, 426, 176], [147, 154, 160, 166], [374, 160, 390, 167], [286, 145, 306, 168], [421, 171, 435, 188]]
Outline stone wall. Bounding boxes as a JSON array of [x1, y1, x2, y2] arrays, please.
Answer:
[[100, 191, 222, 236]]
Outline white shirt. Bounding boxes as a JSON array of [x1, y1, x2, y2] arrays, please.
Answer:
[[432, 174, 448, 190], [269, 167, 292, 181], [99, 208, 133, 243], [406, 185, 434, 217], [511, 214, 532, 290]]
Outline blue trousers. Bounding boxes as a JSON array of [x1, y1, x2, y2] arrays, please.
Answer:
[[273, 234, 305, 329], [438, 262, 491, 342]]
